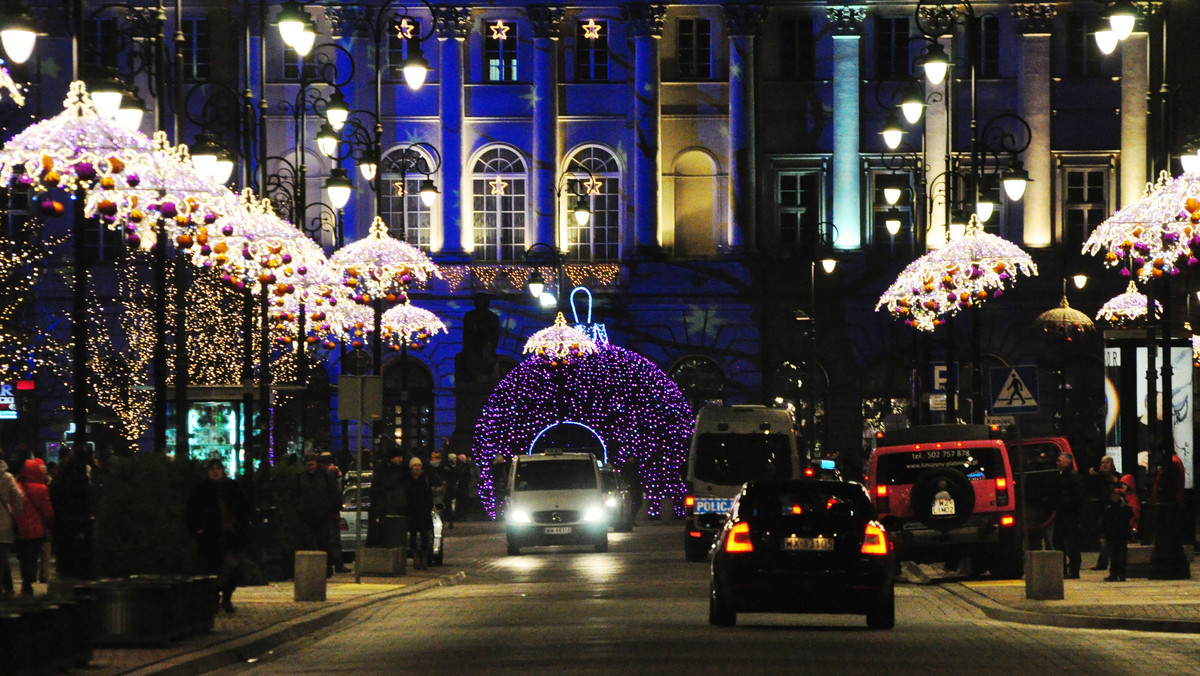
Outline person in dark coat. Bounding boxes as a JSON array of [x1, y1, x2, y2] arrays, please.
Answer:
[[186, 459, 251, 613], [368, 452, 407, 547], [49, 444, 95, 580], [296, 453, 341, 576], [1101, 480, 1136, 582], [1052, 451, 1085, 579], [403, 457, 434, 570]]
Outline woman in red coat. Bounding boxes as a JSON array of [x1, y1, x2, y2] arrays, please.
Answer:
[[15, 459, 53, 596]]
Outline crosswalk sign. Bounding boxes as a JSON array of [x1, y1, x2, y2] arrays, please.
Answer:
[[990, 366, 1038, 414]]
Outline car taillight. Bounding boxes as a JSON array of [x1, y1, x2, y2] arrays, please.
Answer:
[[724, 521, 753, 553], [1000, 515, 1016, 527], [684, 495, 695, 516], [995, 477, 1010, 506], [804, 466, 815, 477], [875, 484, 889, 512], [861, 522, 889, 555]]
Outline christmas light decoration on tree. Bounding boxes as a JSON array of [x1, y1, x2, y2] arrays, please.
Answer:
[[474, 344, 693, 519], [0, 218, 66, 382]]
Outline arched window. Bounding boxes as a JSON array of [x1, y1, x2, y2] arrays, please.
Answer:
[[669, 356, 725, 411], [380, 145, 439, 251], [471, 147, 528, 262], [563, 146, 621, 262]]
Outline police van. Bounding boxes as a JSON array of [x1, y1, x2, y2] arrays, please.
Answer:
[[683, 404, 802, 561]]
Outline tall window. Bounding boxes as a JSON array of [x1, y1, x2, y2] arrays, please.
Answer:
[[780, 17, 815, 80], [179, 17, 210, 81], [282, 48, 318, 81], [388, 18, 423, 81], [1063, 168, 1108, 250], [969, 16, 1000, 78], [564, 146, 621, 262], [82, 17, 119, 71], [472, 147, 527, 262], [875, 17, 910, 79], [677, 18, 713, 79], [381, 146, 437, 251], [1066, 15, 1102, 77], [485, 19, 519, 82], [575, 19, 609, 81], [777, 171, 821, 252]]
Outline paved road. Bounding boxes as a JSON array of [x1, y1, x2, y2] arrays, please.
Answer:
[[218, 523, 1200, 675]]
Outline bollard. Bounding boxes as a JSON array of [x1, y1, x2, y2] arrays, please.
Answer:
[[294, 551, 327, 602], [1025, 550, 1064, 600]]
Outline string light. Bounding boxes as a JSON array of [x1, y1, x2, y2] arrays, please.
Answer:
[[1096, 280, 1161, 326], [522, 312, 597, 364], [474, 344, 692, 519], [1083, 170, 1200, 280]]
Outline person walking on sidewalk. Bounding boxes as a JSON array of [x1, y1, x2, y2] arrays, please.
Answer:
[[1101, 479, 1136, 582], [1088, 455, 1120, 571], [296, 453, 341, 576], [403, 457, 434, 570], [14, 460, 52, 596], [0, 458, 25, 597], [186, 460, 251, 613], [317, 452, 348, 573], [1053, 451, 1085, 579]]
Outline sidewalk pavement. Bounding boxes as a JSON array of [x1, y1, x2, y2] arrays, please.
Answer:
[[14, 525, 1200, 675]]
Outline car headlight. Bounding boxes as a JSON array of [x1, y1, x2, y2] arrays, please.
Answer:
[[508, 509, 532, 524], [584, 506, 606, 522], [604, 496, 618, 508]]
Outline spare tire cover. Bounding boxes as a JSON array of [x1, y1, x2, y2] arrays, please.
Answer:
[[910, 467, 976, 531]]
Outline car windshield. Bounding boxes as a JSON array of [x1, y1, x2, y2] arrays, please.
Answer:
[[739, 483, 872, 522], [875, 446, 1006, 484], [693, 434, 793, 484], [514, 459, 598, 491]]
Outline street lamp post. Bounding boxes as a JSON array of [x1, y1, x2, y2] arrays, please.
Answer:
[[801, 223, 837, 461], [523, 171, 595, 307]]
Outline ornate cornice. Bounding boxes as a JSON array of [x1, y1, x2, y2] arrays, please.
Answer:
[[1011, 3, 1056, 35], [622, 4, 667, 38], [825, 5, 865, 37], [723, 3, 764, 37], [527, 6, 566, 40], [432, 5, 472, 41]]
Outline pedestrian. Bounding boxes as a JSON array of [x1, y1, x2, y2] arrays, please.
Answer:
[[454, 453, 473, 521], [368, 451, 407, 547], [14, 459, 53, 596], [186, 459, 251, 613], [318, 451, 348, 573], [1101, 479, 1136, 582], [1052, 451, 1085, 579], [296, 452, 341, 576], [441, 452, 459, 528], [427, 452, 447, 518], [49, 444, 95, 580], [0, 458, 26, 597], [1088, 455, 1120, 570], [404, 457, 434, 570]]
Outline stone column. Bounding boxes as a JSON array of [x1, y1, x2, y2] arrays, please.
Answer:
[[528, 6, 564, 247], [1121, 31, 1149, 207], [723, 3, 762, 253], [827, 6, 865, 250], [623, 3, 666, 254], [1014, 3, 1055, 248], [434, 6, 471, 261]]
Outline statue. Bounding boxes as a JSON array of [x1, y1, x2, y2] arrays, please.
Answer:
[[457, 293, 500, 385]]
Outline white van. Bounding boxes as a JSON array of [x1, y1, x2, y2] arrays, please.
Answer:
[[505, 450, 608, 555], [683, 404, 802, 561]]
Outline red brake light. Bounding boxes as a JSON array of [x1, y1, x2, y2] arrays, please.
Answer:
[[874, 484, 889, 512], [791, 504, 803, 515], [995, 477, 1007, 490], [1000, 515, 1016, 527], [861, 522, 889, 555], [995, 477, 1010, 506], [875, 485, 888, 498], [724, 521, 754, 553], [804, 466, 815, 477]]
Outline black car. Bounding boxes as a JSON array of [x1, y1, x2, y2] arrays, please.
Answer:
[[708, 479, 896, 629]]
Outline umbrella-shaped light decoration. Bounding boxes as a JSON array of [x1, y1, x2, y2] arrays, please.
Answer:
[[876, 217, 1038, 331], [380, 302, 448, 352], [0, 80, 152, 207], [330, 215, 442, 305], [329, 302, 376, 350], [85, 130, 229, 251], [1095, 280, 1161, 326], [1082, 170, 1200, 281], [523, 312, 598, 366], [1035, 294, 1095, 341]]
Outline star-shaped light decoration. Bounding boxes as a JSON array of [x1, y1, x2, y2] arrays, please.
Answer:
[[489, 177, 508, 195], [523, 312, 597, 366], [395, 17, 415, 39], [491, 19, 510, 40], [0, 80, 152, 197], [582, 19, 602, 39], [380, 301, 448, 352], [583, 177, 603, 195], [1083, 170, 1200, 281], [1095, 280, 1162, 326], [330, 215, 442, 306]]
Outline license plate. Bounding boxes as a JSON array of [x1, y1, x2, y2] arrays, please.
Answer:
[[782, 536, 834, 551], [543, 526, 571, 535], [694, 498, 734, 515], [932, 497, 956, 516]]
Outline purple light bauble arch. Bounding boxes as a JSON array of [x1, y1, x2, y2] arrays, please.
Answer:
[[474, 344, 693, 519]]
